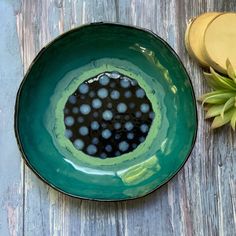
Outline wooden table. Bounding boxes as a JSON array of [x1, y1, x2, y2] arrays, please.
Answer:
[[0, 1, 235, 235]]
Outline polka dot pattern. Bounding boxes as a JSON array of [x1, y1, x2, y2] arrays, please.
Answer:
[[117, 103, 127, 113], [80, 104, 91, 115], [65, 116, 74, 126], [78, 84, 89, 94], [74, 139, 84, 150], [92, 98, 102, 109], [64, 71, 155, 158]]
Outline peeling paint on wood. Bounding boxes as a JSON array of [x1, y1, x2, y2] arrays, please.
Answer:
[[0, 0, 236, 235]]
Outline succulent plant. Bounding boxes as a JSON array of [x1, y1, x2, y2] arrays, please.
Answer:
[[199, 59, 236, 130]]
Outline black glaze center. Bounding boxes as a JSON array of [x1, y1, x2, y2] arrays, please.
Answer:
[[64, 71, 154, 158]]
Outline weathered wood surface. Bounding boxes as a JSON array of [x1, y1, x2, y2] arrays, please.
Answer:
[[0, 0, 235, 235]]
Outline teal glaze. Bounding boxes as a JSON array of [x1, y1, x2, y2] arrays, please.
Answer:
[[15, 23, 197, 201]]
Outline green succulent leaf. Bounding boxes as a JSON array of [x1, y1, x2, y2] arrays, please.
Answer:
[[230, 109, 236, 131], [220, 97, 235, 118], [199, 90, 228, 101], [203, 72, 222, 90], [226, 58, 236, 82], [200, 91, 235, 105], [201, 60, 236, 130], [205, 104, 224, 119], [209, 67, 236, 91], [211, 108, 235, 129]]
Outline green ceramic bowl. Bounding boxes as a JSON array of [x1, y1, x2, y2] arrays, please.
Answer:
[[15, 23, 197, 201]]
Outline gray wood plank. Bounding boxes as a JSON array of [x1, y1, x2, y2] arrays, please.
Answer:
[[175, 1, 236, 236], [18, 1, 120, 236], [11, 0, 236, 236], [0, 1, 24, 236]]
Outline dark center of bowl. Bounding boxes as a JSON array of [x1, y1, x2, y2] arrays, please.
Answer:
[[63, 71, 154, 158]]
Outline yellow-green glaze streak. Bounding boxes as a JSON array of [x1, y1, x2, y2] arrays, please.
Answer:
[[117, 155, 160, 185]]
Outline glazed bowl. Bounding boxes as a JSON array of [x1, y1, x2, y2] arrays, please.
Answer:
[[15, 23, 197, 201]]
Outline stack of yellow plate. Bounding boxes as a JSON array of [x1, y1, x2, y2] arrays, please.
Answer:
[[185, 12, 236, 73]]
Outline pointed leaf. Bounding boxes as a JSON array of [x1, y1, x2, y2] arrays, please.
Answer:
[[201, 92, 235, 105], [211, 108, 235, 129], [203, 72, 221, 89], [230, 109, 236, 131], [226, 58, 236, 82], [209, 67, 236, 91], [221, 97, 235, 118], [205, 105, 224, 119], [198, 90, 229, 101]]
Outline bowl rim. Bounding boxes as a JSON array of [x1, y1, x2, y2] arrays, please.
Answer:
[[14, 22, 198, 202]]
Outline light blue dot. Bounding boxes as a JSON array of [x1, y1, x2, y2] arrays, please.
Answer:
[[86, 144, 97, 155], [114, 122, 121, 129], [117, 103, 127, 113], [98, 88, 108, 98], [132, 143, 137, 148], [65, 129, 73, 138], [72, 107, 79, 114], [140, 124, 149, 133], [102, 129, 112, 139], [79, 83, 89, 94], [91, 121, 100, 130], [110, 71, 120, 79], [140, 103, 150, 113], [127, 132, 134, 140], [92, 137, 99, 144], [136, 111, 142, 118], [149, 112, 155, 119], [74, 139, 84, 150], [119, 141, 129, 152], [103, 110, 113, 121], [110, 90, 120, 100], [100, 153, 107, 158], [115, 151, 121, 156], [131, 79, 137, 86], [79, 126, 89, 136], [124, 91, 132, 98], [64, 108, 69, 114], [105, 145, 112, 152], [139, 137, 145, 142], [136, 88, 145, 98], [77, 116, 84, 123], [120, 79, 130, 88], [69, 95, 77, 104], [92, 99, 102, 109], [125, 121, 134, 131], [80, 104, 91, 114], [65, 116, 74, 126], [99, 75, 110, 85]]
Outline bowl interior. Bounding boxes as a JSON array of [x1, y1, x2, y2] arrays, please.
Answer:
[[16, 23, 197, 200]]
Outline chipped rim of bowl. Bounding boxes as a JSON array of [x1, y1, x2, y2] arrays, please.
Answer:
[[14, 22, 198, 202]]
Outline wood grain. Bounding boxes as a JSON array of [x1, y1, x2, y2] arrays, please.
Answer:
[[0, 1, 23, 236], [0, 0, 235, 235]]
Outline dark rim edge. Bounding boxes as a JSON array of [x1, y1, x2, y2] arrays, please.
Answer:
[[14, 22, 198, 202]]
